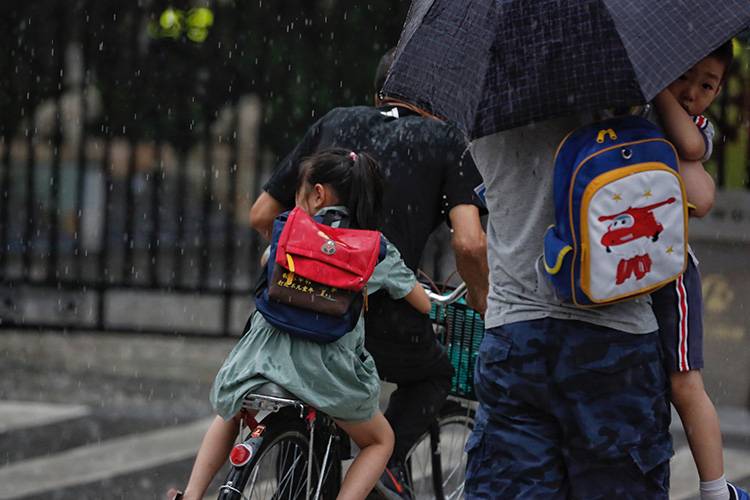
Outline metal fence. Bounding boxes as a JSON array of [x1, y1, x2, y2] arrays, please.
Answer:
[[0, 2, 268, 336], [0, 128, 262, 336], [0, 2, 748, 336]]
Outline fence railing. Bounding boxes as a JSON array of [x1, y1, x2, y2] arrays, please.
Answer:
[[0, 110, 265, 335], [1, 2, 748, 337]]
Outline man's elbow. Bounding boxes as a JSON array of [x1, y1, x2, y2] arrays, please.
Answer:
[[249, 193, 281, 240], [451, 233, 487, 260], [249, 202, 264, 232]]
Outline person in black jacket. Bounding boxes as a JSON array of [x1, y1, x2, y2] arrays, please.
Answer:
[[249, 48, 488, 499]]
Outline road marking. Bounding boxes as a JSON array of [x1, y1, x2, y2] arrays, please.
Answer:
[[0, 401, 90, 434], [0, 417, 213, 499], [0, 401, 747, 500]]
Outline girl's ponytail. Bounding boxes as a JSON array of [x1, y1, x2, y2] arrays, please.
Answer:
[[297, 148, 384, 230], [347, 151, 384, 230]]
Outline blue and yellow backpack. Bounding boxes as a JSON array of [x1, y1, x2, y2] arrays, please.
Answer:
[[543, 115, 689, 306]]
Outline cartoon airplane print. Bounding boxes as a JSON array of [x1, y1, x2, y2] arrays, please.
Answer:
[[598, 197, 676, 285]]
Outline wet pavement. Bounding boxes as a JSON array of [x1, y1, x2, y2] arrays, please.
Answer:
[[0, 328, 749, 499], [0, 330, 230, 500]]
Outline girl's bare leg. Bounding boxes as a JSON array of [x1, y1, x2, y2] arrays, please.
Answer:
[[179, 414, 242, 500], [335, 411, 394, 500]]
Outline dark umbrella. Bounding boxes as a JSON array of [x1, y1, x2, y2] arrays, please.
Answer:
[[382, 0, 750, 139]]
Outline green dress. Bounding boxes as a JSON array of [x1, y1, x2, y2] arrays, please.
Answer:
[[210, 220, 416, 422]]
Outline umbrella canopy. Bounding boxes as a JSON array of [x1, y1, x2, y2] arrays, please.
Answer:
[[382, 0, 750, 139]]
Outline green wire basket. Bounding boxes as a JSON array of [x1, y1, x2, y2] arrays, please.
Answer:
[[430, 296, 485, 400]]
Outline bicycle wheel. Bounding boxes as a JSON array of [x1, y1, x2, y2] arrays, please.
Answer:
[[404, 403, 475, 500], [219, 411, 343, 500], [218, 413, 319, 500]]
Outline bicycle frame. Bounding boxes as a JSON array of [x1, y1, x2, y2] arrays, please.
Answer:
[[220, 281, 477, 500], [220, 390, 344, 500]]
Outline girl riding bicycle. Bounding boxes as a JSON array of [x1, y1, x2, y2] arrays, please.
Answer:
[[168, 149, 431, 500]]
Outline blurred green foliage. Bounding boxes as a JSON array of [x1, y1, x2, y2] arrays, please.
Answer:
[[0, 1, 747, 187], [0, 0, 408, 159], [707, 37, 750, 188]]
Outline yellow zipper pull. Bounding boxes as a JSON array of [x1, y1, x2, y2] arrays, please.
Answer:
[[285, 255, 295, 285]]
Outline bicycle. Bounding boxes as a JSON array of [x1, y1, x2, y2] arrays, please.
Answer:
[[216, 282, 484, 500], [402, 283, 482, 500], [216, 383, 344, 500]]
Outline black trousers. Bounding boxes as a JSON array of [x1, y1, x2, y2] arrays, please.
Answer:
[[365, 296, 454, 461]]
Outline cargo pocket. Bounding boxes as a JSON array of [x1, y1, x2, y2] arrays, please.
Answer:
[[628, 439, 672, 492], [479, 333, 512, 365], [476, 333, 512, 383]]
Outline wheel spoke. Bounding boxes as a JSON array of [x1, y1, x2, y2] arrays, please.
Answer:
[[404, 410, 474, 499], [237, 425, 318, 500]]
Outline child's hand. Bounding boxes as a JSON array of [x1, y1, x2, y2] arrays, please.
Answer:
[[654, 90, 707, 161]]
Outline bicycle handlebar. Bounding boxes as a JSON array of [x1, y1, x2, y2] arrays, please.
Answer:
[[422, 282, 467, 306]]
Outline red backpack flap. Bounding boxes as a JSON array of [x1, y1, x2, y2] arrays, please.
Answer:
[[275, 207, 381, 291]]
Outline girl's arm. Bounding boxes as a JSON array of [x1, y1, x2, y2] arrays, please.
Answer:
[[371, 239, 431, 314], [402, 282, 431, 314], [653, 90, 707, 161]]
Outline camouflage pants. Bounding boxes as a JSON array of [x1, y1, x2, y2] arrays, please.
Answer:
[[465, 318, 672, 499]]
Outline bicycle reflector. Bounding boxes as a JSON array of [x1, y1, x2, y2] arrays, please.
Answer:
[[229, 443, 253, 467]]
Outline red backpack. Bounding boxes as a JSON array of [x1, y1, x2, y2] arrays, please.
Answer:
[[255, 207, 385, 343], [275, 207, 381, 291]]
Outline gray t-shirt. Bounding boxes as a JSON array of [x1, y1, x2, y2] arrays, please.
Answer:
[[469, 116, 658, 334]]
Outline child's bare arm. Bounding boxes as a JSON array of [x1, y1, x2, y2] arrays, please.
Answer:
[[403, 283, 431, 314], [653, 90, 707, 161], [680, 160, 715, 217]]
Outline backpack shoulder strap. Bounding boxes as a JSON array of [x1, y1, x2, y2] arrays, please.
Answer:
[[378, 235, 387, 263], [319, 208, 350, 228]]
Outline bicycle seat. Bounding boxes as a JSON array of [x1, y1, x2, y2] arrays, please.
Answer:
[[242, 382, 304, 413], [249, 382, 299, 401]]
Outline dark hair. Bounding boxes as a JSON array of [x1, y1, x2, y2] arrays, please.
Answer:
[[707, 40, 734, 82], [373, 47, 398, 94], [297, 148, 384, 230]]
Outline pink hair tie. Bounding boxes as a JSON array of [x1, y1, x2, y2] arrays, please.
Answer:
[[349, 151, 358, 162]]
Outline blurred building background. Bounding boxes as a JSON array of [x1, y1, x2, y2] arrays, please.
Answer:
[[0, 1, 748, 406], [0, 3, 749, 499], [0, 0, 411, 336]]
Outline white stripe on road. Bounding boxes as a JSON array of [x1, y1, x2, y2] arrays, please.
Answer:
[[0, 401, 90, 434], [0, 417, 213, 500], [1, 403, 749, 500]]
